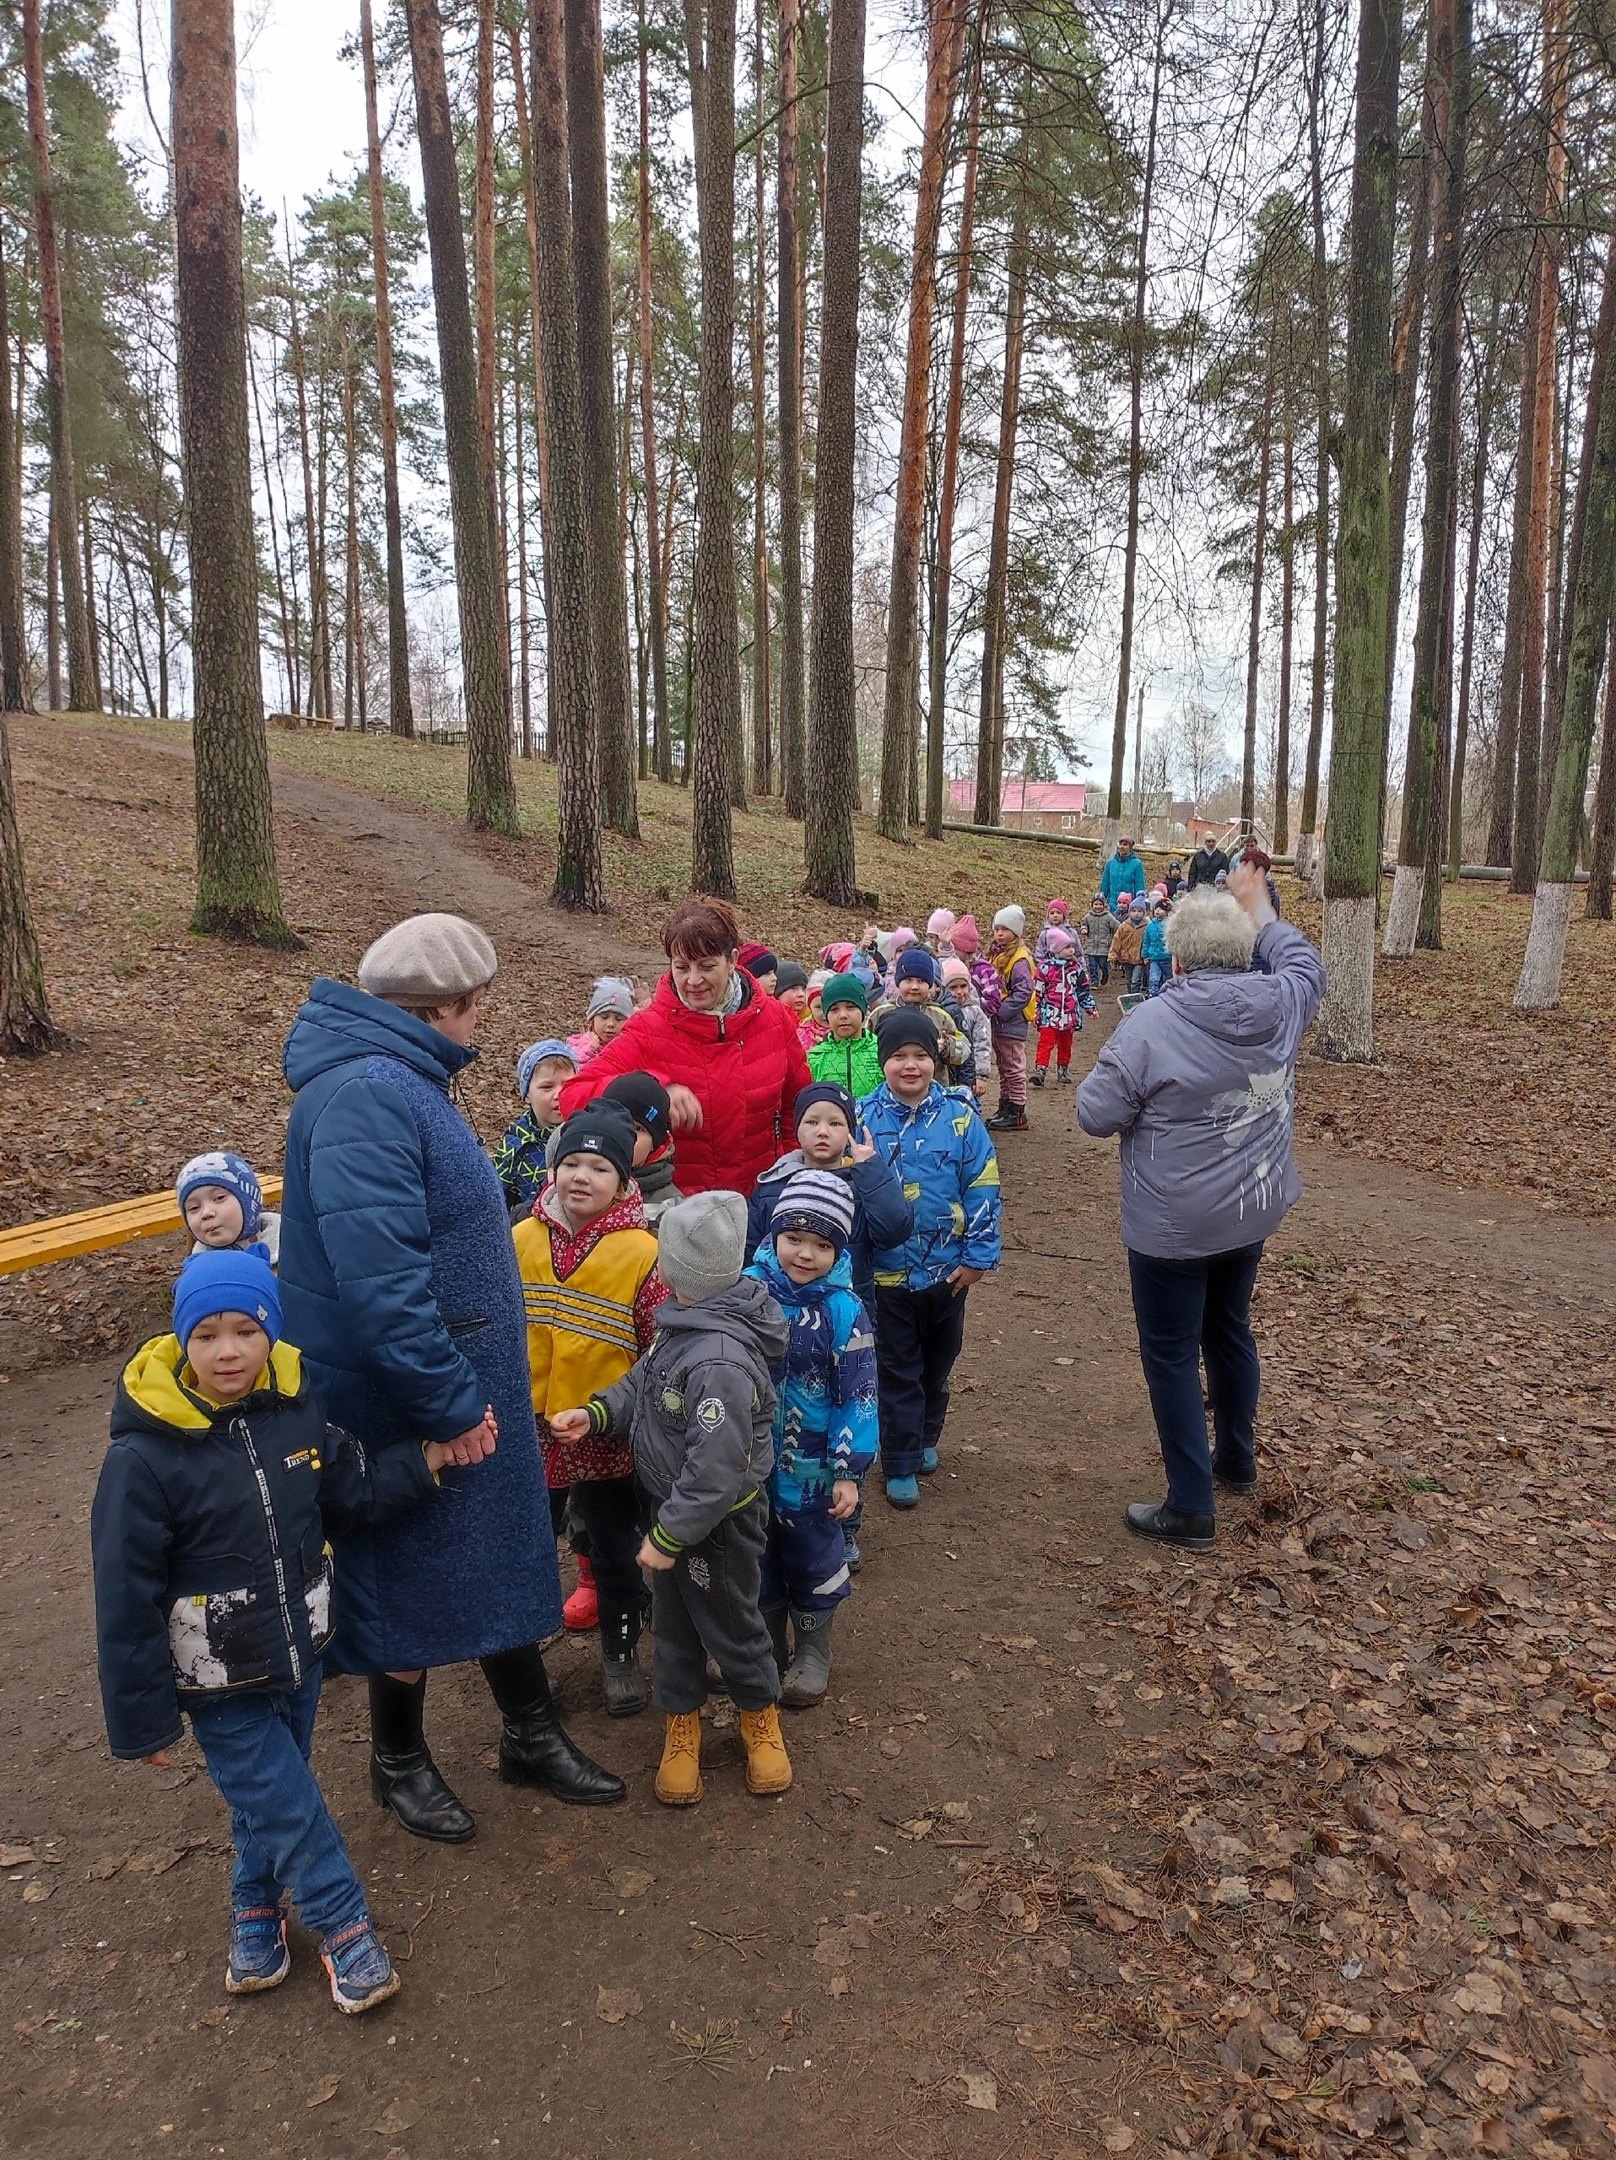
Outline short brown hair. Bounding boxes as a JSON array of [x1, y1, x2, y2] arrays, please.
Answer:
[[663, 896, 740, 962]]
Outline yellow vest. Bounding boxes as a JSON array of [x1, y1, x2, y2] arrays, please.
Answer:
[[993, 941, 1038, 1022], [512, 1212, 661, 1417]]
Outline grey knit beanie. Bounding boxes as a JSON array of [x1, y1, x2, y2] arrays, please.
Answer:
[[358, 913, 498, 1003], [657, 1190, 748, 1302]]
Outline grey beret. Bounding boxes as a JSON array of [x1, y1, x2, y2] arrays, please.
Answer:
[[357, 912, 498, 1002]]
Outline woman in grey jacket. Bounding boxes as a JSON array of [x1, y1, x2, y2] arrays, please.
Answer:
[[1076, 866, 1325, 1550]]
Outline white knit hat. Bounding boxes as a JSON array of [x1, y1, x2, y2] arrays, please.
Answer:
[[358, 913, 498, 1002], [992, 904, 1026, 937]]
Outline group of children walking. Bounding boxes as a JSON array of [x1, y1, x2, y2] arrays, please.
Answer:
[[92, 878, 1161, 2013]]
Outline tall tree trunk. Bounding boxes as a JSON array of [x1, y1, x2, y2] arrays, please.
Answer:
[[1318, 0, 1404, 1061], [1515, 225, 1616, 1006], [81, 512, 103, 711], [45, 497, 61, 711], [1449, 286, 1501, 878], [776, 0, 806, 817], [749, 0, 771, 798], [172, 0, 290, 942], [342, 352, 367, 729], [926, 17, 982, 840], [360, 0, 414, 737], [0, 226, 24, 712], [879, 0, 967, 842], [1241, 351, 1276, 833], [284, 247, 326, 717], [406, 0, 518, 833], [1384, 0, 1470, 955], [1415, 393, 1460, 948], [1585, 617, 1616, 919], [0, 711, 62, 1048], [1275, 396, 1295, 851], [972, 209, 1028, 830], [636, 0, 672, 782], [475, 0, 498, 476], [528, 0, 604, 904], [1381, 45, 1436, 738], [506, 19, 558, 741], [1104, 0, 1167, 849], [23, 0, 95, 712], [1296, 0, 1331, 882], [248, 325, 298, 713], [803, 0, 867, 902], [565, 0, 639, 836], [513, 319, 535, 759], [684, 0, 742, 894]]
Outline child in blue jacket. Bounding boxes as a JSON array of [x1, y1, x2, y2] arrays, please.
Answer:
[[91, 1250, 489, 2015], [860, 1008, 1002, 1508], [745, 1170, 878, 1708], [1143, 900, 1173, 996]]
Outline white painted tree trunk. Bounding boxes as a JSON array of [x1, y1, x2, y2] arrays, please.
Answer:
[[1317, 894, 1377, 1060], [1513, 879, 1573, 1010], [1380, 861, 1423, 956], [1100, 816, 1120, 862]]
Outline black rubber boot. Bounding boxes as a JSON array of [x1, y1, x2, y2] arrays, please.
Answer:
[[368, 1674, 476, 1843], [599, 1604, 649, 1719], [481, 1645, 627, 1805]]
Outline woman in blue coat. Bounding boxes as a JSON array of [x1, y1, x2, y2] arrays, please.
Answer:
[[279, 913, 626, 1841]]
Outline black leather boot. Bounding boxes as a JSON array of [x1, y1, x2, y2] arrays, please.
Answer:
[[480, 1645, 628, 1805], [598, 1602, 649, 1720], [368, 1674, 476, 1843]]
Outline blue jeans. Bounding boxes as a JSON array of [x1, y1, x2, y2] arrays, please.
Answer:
[[1147, 958, 1171, 996], [189, 1668, 367, 1938], [1127, 1243, 1264, 1517]]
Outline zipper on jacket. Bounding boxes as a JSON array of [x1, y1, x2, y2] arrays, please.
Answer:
[[238, 1419, 302, 1686]]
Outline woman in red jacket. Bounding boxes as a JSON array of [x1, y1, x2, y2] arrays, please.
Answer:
[[558, 898, 811, 1198]]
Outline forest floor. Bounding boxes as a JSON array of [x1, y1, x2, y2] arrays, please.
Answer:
[[2, 712, 1614, 2160]]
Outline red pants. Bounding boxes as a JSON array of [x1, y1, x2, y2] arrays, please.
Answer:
[[1036, 1025, 1074, 1071]]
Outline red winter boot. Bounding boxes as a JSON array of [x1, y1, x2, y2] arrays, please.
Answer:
[[563, 1555, 599, 1633]]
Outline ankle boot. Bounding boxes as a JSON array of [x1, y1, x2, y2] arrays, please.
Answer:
[[655, 1712, 704, 1806], [764, 1605, 791, 1675], [781, 1608, 834, 1709], [480, 1645, 627, 1805], [739, 1704, 793, 1795], [368, 1675, 476, 1843], [1030, 1066, 1046, 1088], [599, 1603, 649, 1719], [562, 1554, 599, 1633]]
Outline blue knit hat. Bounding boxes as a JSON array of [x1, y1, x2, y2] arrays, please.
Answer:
[[794, 1081, 856, 1133], [517, 1038, 577, 1098], [175, 1151, 264, 1239], [770, 1168, 855, 1256], [894, 945, 940, 986], [173, 1249, 282, 1350]]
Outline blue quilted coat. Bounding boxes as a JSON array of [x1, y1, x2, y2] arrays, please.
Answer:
[[279, 980, 561, 1672]]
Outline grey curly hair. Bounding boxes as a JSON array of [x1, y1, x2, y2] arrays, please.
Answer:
[[1163, 890, 1257, 974]]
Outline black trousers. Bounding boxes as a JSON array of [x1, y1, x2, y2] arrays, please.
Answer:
[[570, 1478, 646, 1650], [874, 1281, 969, 1477]]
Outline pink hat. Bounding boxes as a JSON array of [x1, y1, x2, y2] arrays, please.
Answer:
[[1046, 927, 1074, 953], [890, 926, 917, 954], [822, 941, 855, 970], [926, 907, 956, 938], [940, 955, 971, 990], [1047, 897, 1070, 915], [951, 914, 981, 955]]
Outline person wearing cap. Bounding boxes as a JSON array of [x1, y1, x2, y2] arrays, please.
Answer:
[[279, 914, 625, 1846], [1187, 835, 1232, 889], [746, 1081, 913, 1337], [1030, 927, 1097, 1086], [1033, 897, 1075, 967], [1109, 896, 1149, 997], [567, 976, 637, 1068], [549, 1192, 794, 1807], [860, 1007, 1002, 1507], [744, 1170, 877, 1708], [1099, 835, 1147, 911], [514, 1105, 668, 1718], [92, 1250, 493, 2014], [736, 942, 779, 994], [924, 907, 957, 956], [1142, 894, 1174, 997], [494, 1038, 579, 1218], [986, 906, 1037, 1132], [940, 955, 993, 1099], [601, 1070, 684, 1229], [875, 945, 976, 1089], [1081, 894, 1120, 988], [176, 1149, 281, 1266], [1077, 864, 1325, 1553], [808, 971, 884, 1100], [558, 896, 811, 1200]]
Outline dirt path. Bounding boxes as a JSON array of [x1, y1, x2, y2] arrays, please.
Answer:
[[4, 755, 1610, 2159]]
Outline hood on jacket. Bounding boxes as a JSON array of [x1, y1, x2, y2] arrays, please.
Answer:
[[283, 977, 478, 1095], [654, 1274, 790, 1364], [117, 1333, 305, 1436], [1166, 968, 1298, 1050], [537, 1181, 649, 1239], [749, 1243, 854, 1306]]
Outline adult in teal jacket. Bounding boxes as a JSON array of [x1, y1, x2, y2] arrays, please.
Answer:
[[1099, 836, 1147, 910], [279, 913, 625, 1844]]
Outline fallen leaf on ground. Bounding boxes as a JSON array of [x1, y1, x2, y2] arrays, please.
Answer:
[[595, 1986, 643, 2025], [307, 2074, 341, 2107], [961, 2070, 997, 2112]]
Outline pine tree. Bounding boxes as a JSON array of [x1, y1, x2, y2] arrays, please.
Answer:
[[359, 0, 414, 738]]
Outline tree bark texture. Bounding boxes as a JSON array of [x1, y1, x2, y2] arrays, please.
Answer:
[[636, 0, 671, 783], [407, 0, 518, 833], [879, 0, 966, 841], [528, 0, 604, 905], [0, 710, 61, 1048], [1585, 619, 1616, 918], [776, 0, 806, 818], [360, 0, 415, 737], [1450, 288, 1501, 878], [1275, 407, 1295, 851], [24, 0, 95, 712], [1240, 352, 1275, 833], [684, 0, 741, 895], [171, 0, 289, 941], [973, 210, 1028, 829], [1297, 0, 1332, 878], [749, 0, 772, 797], [507, 21, 558, 747], [1318, 0, 1404, 1062], [566, 0, 639, 836], [284, 251, 326, 717], [0, 225, 26, 711], [804, 0, 867, 904]]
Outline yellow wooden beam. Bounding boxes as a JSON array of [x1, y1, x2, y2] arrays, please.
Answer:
[[0, 1178, 284, 1277]]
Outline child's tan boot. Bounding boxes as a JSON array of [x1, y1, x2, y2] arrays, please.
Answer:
[[654, 1712, 704, 1806], [740, 1704, 793, 1795]]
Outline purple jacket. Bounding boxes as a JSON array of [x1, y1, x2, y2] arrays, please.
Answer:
[[1075, 922, 1325, 1259]]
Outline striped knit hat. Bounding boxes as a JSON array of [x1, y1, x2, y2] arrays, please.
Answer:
[[770, 1168, 855, 1256]]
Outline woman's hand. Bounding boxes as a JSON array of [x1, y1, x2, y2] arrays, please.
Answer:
[[1226, 859, 1277, 929], [548, 1408, 593, 1444], [434, 1407, 499, 1469], [637, 1534, 677, 1573], [829, 1480, 860, 1521], [666, 1085, 704, 1131]]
